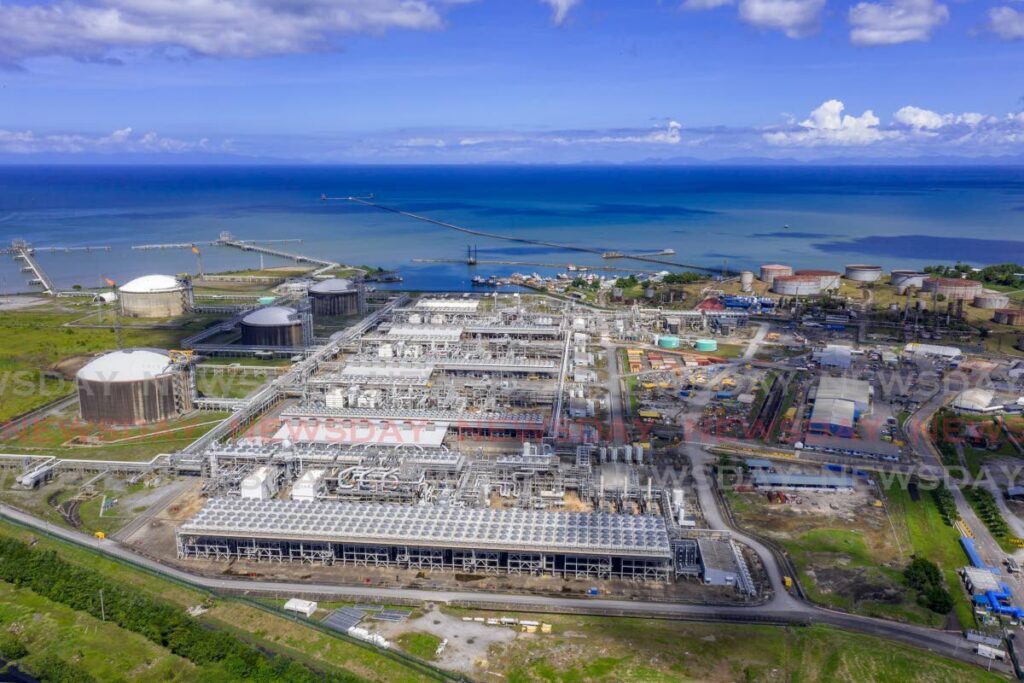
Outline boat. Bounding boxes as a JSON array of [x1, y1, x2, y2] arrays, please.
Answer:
[[471, 275, 499, 287]]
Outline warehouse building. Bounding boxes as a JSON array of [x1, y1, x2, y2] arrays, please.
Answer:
[[815, 344, 853, 370], [808, 398, 857, 438], [177, 498, 674, 580], [77, 348, 194, 425], [815, 376, 872, 416], [903, 342, 963, 361], [752, 471, 854, 492], [953, 389, 1001, 414]]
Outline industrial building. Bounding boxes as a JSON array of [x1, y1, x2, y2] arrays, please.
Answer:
[[922, 277, 983, 300], [696, 538, 754, 594], [903, 342, 963, 360], [815, 344, 853, 369], [77, 348, 193, 425], [751, 471, 854, 492], [240, 305, 306, 347], [310, 278, 361, 316], [119, 274, 190, 317], [952, 389, 1001, 414], [808, 398, 857, 437], [177, 498, 675, 580], [814, 376, 871, 416], [843, 265, 882, 282], [759, 264, 793, 287]]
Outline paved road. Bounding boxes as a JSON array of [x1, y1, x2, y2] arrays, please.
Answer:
[[742, 322, 769, 360]]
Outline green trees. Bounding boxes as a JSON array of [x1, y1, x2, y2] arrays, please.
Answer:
[[904, 557, 954, 614]]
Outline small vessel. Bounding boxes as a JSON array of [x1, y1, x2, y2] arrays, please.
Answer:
[[471, 275, 499, 287]]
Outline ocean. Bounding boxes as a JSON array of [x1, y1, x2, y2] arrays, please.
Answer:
[[1, 165, 1022, 293]]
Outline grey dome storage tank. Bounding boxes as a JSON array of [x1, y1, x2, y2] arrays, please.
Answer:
[[119, 274, 189, 317], [77, 348, 193, 425], [240, 306, 304, 347], [309, 278, 360, 316]]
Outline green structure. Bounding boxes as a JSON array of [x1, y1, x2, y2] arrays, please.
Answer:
[[657, 335, 681, 349], [695, 338, 718, 352]]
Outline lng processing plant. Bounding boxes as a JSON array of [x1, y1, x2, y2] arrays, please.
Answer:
[[4, 234, 1024, 676]]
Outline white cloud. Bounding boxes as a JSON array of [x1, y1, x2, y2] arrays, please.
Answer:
[[764, 99, 893, 146], [893, 106, 988, 131], [540, 0, 581, 25], [459, 121, 682, 148], [396, 137, 447, 148], [738, 0, 826, 38], [0, 0, 461, 63], [985, 6, 1024, 41], [848, 0, 948, 46], [0, 126, 213, 154]]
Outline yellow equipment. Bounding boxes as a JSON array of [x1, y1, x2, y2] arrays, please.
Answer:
[[94, 531, 106, 540]]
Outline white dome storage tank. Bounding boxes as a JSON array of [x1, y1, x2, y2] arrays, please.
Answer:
[[76, 348, 193, 425], [844, 265, 882, 282], [118, 274, 188, 317]]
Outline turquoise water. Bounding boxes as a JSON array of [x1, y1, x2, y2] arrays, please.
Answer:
[[0, 165, 1022, 292]]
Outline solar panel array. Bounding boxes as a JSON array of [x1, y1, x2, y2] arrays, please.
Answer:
[[182, 498, 671, 557]]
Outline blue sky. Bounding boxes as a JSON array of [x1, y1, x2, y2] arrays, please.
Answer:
[[0, 0, 1022, 162]]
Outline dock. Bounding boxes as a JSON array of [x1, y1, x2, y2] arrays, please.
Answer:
[[334, 196, 727, 274], [133, 232, 340, 277], [8, 240, 56, 295]]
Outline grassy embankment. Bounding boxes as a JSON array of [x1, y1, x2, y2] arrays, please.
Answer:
[[0, 519, 441, 683]]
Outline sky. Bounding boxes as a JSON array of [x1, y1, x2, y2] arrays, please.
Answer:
[[0, 0, 1022, 163]]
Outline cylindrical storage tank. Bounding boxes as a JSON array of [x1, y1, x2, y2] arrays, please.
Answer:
[[118, 275, 187, 317], [844, 264, 882, 282], [309, 278, 359, 316], [257, 296, 277, 306], [759, 264, 793, 286], [922, 277, 983, 300], [890, 270, 927, 293], [695, 339, 718, 352], [77, 349, 192, 425], [994, 309, 1024, 326], [658, 335, 681, 349], [795, 270, 842, 290], [240, 306, 304, 346], [772, 274, 822, 296], [973, 291, 1010, 309], [740, 271, 754, 293]]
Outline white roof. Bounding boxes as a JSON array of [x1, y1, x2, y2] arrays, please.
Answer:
[[77, 349, 174, 382], [817, 376, 871, 408], [387, 325, 463, 341], [810, 398, 857, 429], [119, 274, 182, 293], [415, 299, 479, 311], [904, 342, 962, 359], [953, 389, 996, 412], [242, 306, 298, 326], [310, 278, 354, 294], [274, 419, 449, 448]]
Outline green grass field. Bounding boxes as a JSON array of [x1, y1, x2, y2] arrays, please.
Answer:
[[395, 632, 443, 661]]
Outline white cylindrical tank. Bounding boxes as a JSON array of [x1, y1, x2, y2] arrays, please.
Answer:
[[973, 291, 1010, 309], [772, 274, 822, 296], [923, 277, 983, 300], [623, 444, 633, 464], [891, 270, 927, 293], [794, 270, 842, 290], [740, 271, 754, 293], [844, 264, 882, 282], [759, 264, 793, 286], [118, 274, 188, 318]]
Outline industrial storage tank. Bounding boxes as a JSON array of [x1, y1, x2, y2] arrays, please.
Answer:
[[794, 270, 842, 291], [772, 274, 822, 296], [309, 278, 360, 316], [695, 339, 718, 352], [240, 306, 304, 347], [657, 335, 681, 349], [994, 309, 1024, 326], [844, 265, 882, 282], [118, 274, 189, 317], [77, 348, 193, 425], [973, 291, 1011, 309], [759, 264, 793, 286], [740, 271, 754, 293], [890, 270, 927, 293], [922, 277, 983, 300]]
